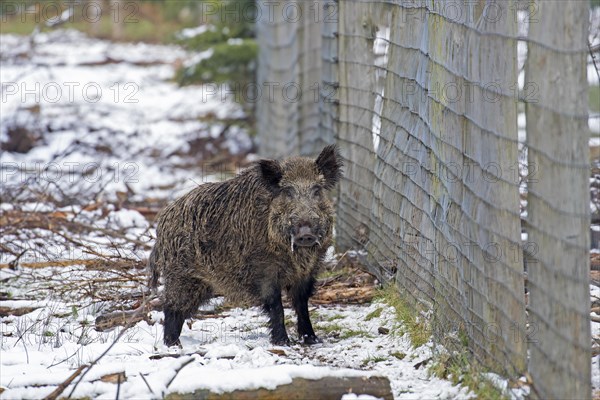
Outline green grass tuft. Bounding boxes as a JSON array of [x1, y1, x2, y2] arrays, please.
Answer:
[[338, 329, 372, 339], [319, 323, 344, 334], [361, 355, 387, 367], [374, 285, 431, 348], [325, 314, 344, 322], [375, 285, 508, 398], [391, 351, 406, 360], [430, 352, 508, 400], [364, 307, 383, 321]]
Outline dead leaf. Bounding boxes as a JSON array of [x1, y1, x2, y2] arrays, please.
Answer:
[[268, 349, 287, 356], [100, 372, 126, 384]]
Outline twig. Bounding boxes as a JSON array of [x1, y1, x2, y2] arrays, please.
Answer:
[[66, 305, 147, 398], [140, 373, 155, 395], [166, 357, 195, 389], [43, 364, 88, 400], [47, 347, 81, 368], [116, 372, 122, 400], [149, 350, 207, 360], [8, 250, 28, 270]]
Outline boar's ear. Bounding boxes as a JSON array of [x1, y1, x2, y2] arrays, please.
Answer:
[[258, 159, 283, 190], [315, 145, 343, 190]]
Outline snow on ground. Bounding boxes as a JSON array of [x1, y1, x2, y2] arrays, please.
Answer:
[[0, 266, 474, 400], [1, 29, 251, 204]]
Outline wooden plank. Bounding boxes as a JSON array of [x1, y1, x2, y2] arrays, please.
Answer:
[[525, 1, 592, 398], [459, 0, 526, 375], [256, 0, 299, 158], [336, 0, 376, 254]]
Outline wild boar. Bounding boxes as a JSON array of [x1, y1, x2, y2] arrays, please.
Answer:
[[148, 145, 343, 346]]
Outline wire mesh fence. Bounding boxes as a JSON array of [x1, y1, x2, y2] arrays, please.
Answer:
[[256, 0, 593, 397]]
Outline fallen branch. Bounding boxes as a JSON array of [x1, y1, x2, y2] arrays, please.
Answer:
[[42, 364, 88, 400], [166, 357, 196, 388]]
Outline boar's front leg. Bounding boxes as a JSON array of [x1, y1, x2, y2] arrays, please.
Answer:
[[291, 277, 321, 345], [262, 286, 291, 345]]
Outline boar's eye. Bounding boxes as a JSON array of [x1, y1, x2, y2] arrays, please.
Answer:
[[311, 186, 323, 199], [281, 187, 296, 198]]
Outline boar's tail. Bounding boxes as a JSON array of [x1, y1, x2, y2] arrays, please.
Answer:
[[147, 246, 160, 289]]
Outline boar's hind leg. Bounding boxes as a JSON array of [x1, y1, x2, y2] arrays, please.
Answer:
[[163, 275, 213, 346], [290, 277, 321, 345], [262, 287, 290, 346]]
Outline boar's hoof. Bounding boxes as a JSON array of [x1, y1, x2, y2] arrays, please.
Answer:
[[271, 335, 292, 346], [302, 334, 322, 345]]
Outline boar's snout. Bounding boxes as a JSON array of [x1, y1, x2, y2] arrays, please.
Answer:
[[294, 223, 318, 247], [290, 220, 320, 247]]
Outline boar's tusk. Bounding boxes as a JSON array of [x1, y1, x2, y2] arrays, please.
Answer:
[[291, 234, 295, 252]]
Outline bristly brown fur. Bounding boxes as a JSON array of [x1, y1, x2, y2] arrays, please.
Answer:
[[149, 146, 343, 346]]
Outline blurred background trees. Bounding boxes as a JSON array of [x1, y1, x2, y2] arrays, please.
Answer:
[[0, 0, 258, 94]]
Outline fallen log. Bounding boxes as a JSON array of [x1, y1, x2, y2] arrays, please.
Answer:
[[311, 286, 375, 304], [0, 306, 39, 317], [0, 258, 145, 270], [165, 376, 393, 400], [42, 364, 88, 400]]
